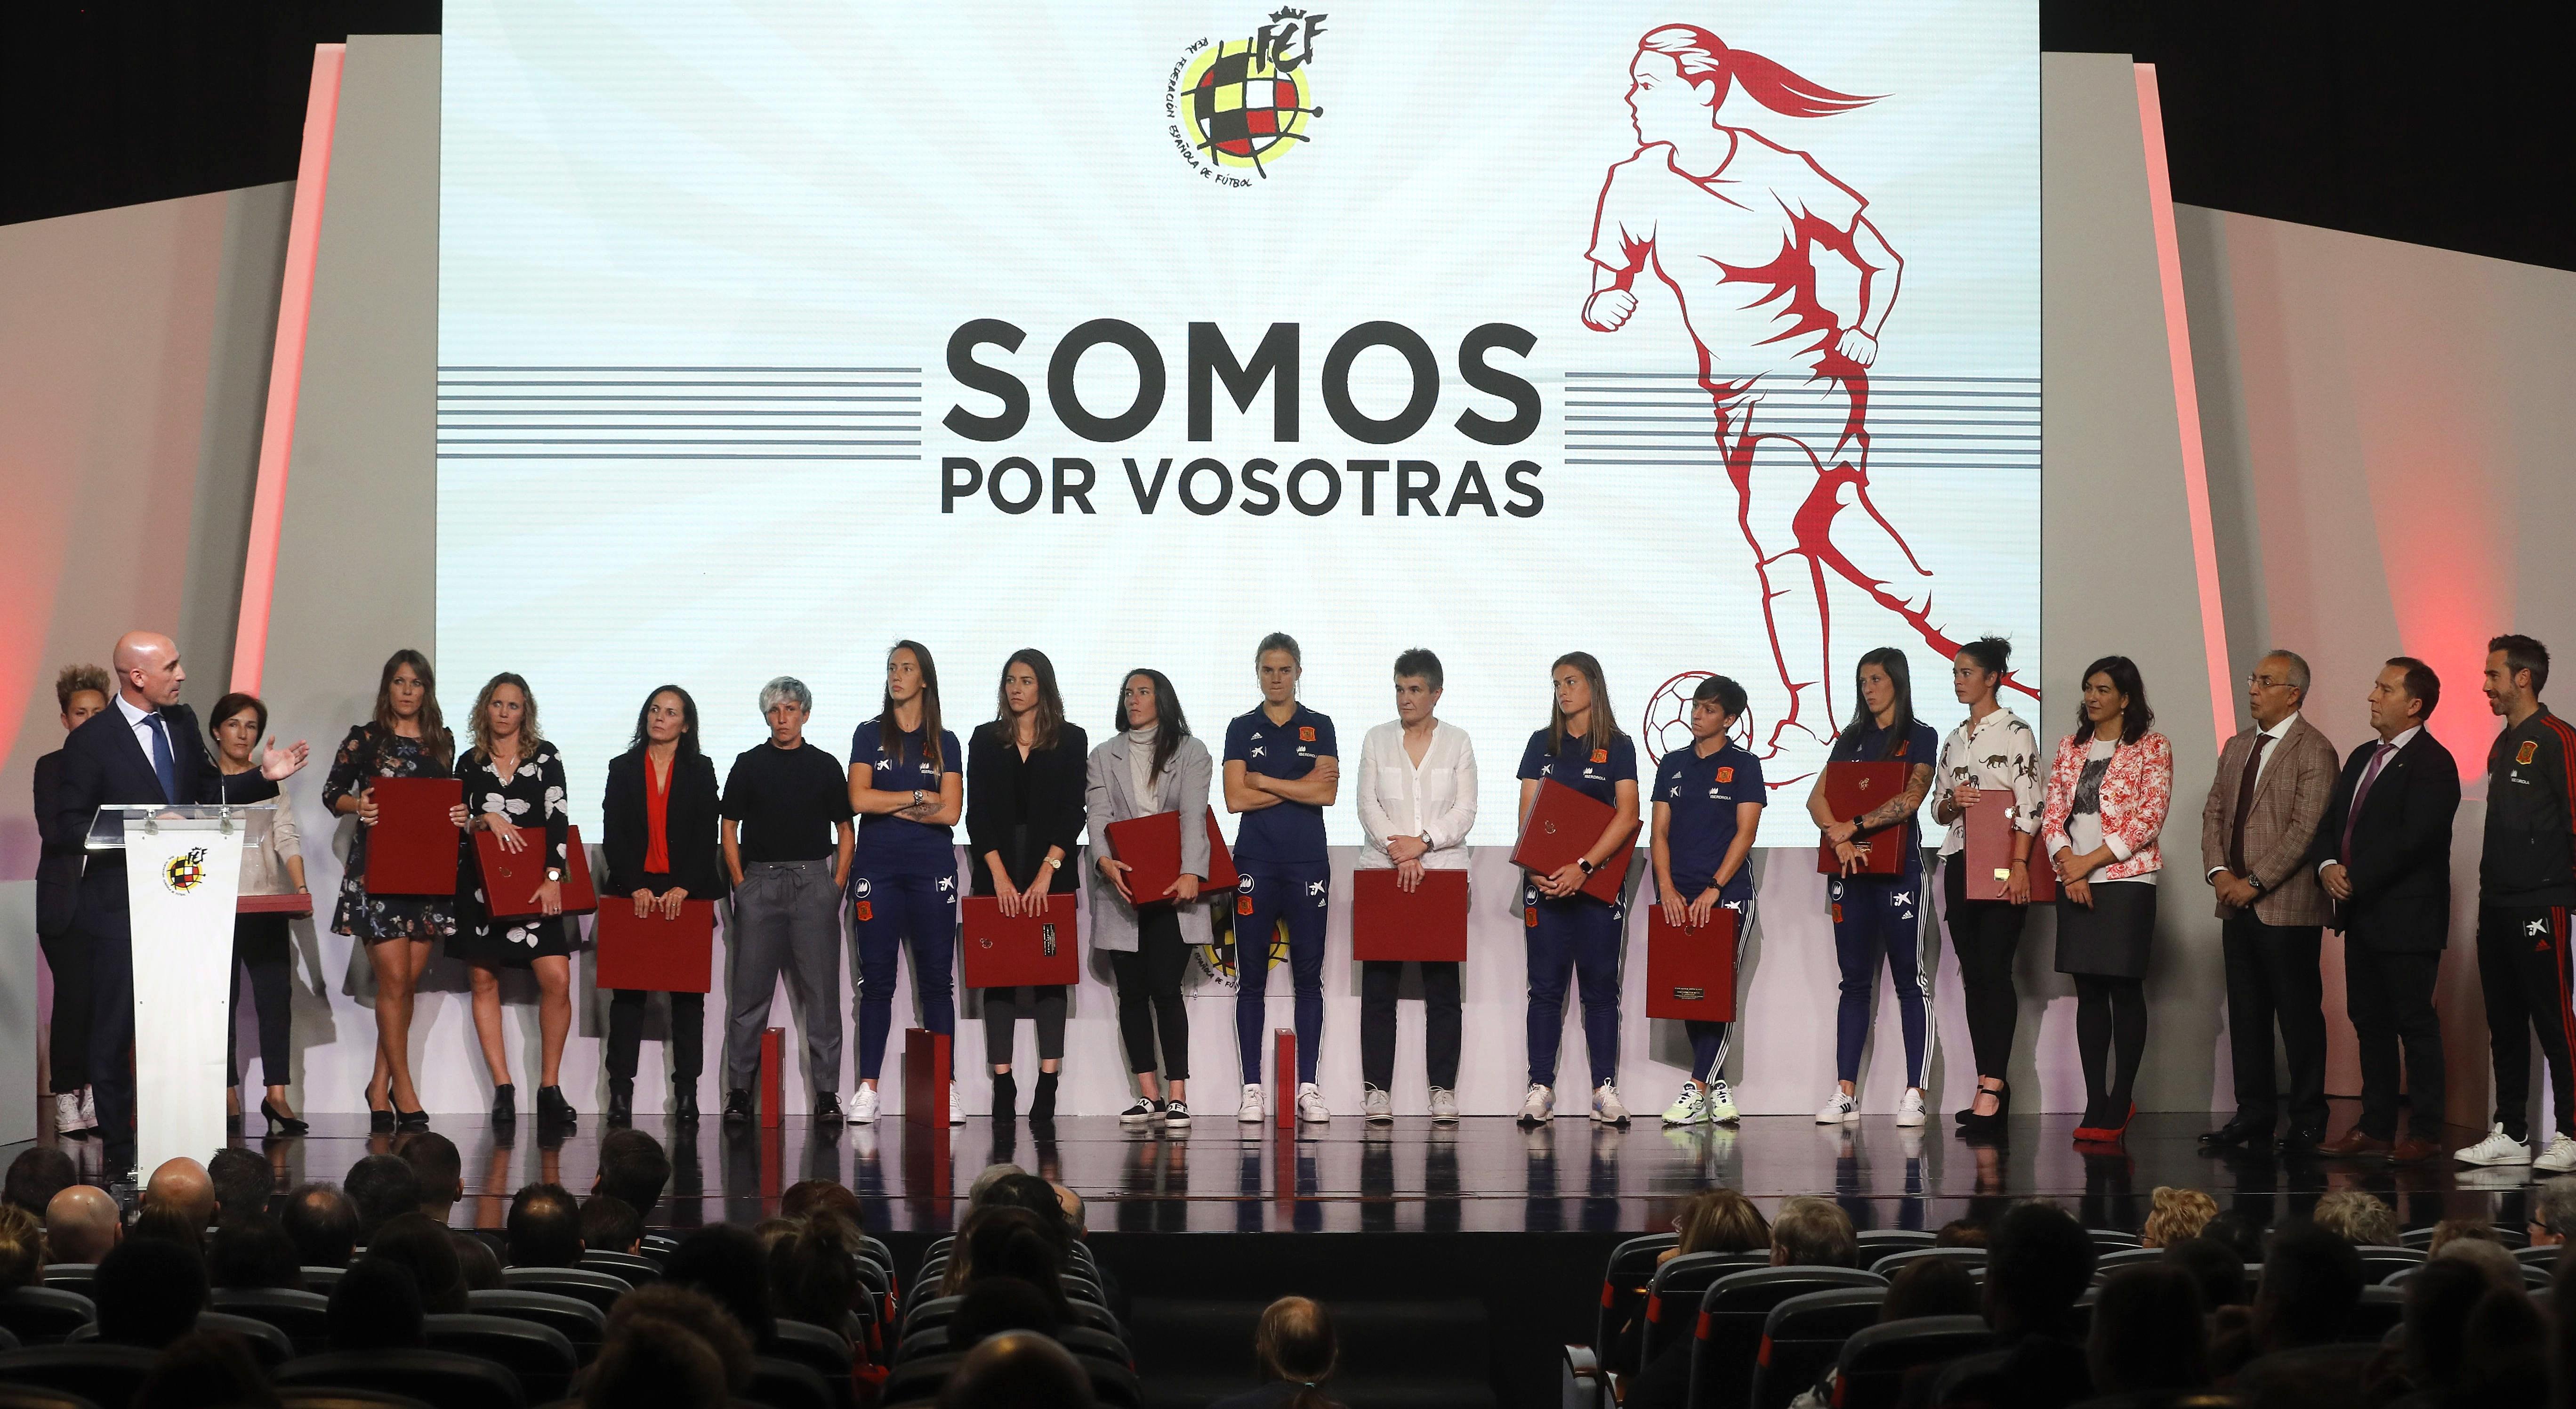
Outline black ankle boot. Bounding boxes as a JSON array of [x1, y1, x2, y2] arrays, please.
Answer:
[[606, 1079, 634, 1126], [672, 1080, 700, 1124], [537, 1085, 577, 1127], [992, 1071, 1018, 1122], [1030, 1071, 1058, 1124], [490, 1083, 516, 1125]]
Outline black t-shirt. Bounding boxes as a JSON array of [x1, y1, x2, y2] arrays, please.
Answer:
[[721, 740, 854, 864]]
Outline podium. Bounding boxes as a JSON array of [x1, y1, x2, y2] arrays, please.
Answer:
[[87, 802, 272, 1175]]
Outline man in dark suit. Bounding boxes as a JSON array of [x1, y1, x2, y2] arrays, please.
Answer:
[[52, 631, 306, 1183], [2311, 657, 2460, 1163]]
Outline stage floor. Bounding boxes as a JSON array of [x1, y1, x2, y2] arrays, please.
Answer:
[[6, 1101, 2543, 1235]]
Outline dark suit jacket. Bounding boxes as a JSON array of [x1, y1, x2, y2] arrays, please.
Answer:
[[601, 747, 726, 899], [2304, 729, 2460, 952], [32, 750, 83, 938], [964, 720, 1090, 894], [54, 700, 276, 935]]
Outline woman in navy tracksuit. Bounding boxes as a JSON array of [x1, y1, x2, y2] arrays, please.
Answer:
[[1224, 632, 1339, 1125], [1806, 646, 1939, 1127], [1515, 651, 1642, 1126], [845, 640, 966, 1126]]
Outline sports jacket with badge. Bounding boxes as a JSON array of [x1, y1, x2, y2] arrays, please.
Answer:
[[2481, 705, 2576, 908]]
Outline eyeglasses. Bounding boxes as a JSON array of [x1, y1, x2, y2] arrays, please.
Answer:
[[2246, 674, 2294, 689]]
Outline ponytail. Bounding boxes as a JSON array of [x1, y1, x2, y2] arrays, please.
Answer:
[[1637, 25, 1878, 119]]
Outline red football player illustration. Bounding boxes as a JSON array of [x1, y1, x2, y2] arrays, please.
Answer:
[[1586, 24, 2013, 756]]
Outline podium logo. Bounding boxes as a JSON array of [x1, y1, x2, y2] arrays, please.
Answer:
[[1167, 8, 1327, 185], [161, 847, 209, 896]]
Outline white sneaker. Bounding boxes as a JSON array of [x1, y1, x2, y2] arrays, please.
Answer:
[[1119, 1098, 1158, 1126], [1895, 1089, 1928, 1128], [1707, 1079, 1739, 1124], [1592, 1084, 1630, 1126], [51, 1093, 82, 1138], [847, 1086, 880, 1125], [1297, 1083, 1330, 1123], [2455, 1123, 2532, 1166], [1660, 1083, 1709, 1126], [2539, 1134, 2576, 1173], [1237, 1084, 1265, 1123], [1428, 1087, 1460, 1123], [1163, 1101, 1191, 1127], [1363, 1086, 1393, 1124], [949, 1088, 966, 1126], [1518, 1084, 1555, 1125], [76, 1088, 98, 1133], [1815, 1090, 1860, 1124]]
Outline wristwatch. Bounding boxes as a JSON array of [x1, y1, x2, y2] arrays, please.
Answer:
[[1577, 858, 1596, 876], [546, 867, 563, 882], [1044, 856, 1062, 871], [911, 788, 925, 807]]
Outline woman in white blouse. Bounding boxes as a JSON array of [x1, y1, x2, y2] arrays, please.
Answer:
[[1354, 648, 1479, 1124], [1926, 637, 2042, 1134]]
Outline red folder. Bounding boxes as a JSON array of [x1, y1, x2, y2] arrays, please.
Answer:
[[1510, 778, 1634, 904], [1963, 793, 2057, 902], [474, 824, 599, 918], [1646, 905, 1739, 1020], [1351, 868, 1469, 962], [595, 899, 716, 992], [961, 896, 1079, 987], [1814, 761, 1913, 876], [236, 892, 314, 916], [1101, 810, 1237, 904], [362, 777, 462, 895]]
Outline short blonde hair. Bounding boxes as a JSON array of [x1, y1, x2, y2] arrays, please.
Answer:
[[55, 663, 110, 714], [1674, 1189, 1770, 1256], [2310, 1190, 2399, 1247], [2140, 1186, 2218, 1248], [0, 1205, 43, 1291], [1771, 1197, 1858, 1268]]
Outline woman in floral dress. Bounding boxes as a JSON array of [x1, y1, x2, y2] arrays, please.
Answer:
[[448, 671, 578, 1128], [323, 648, 455, 1132]]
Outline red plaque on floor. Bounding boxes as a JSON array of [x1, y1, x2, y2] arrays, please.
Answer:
[[1646, 905, 1739, 1020], [595, 899, 716, 992], [759, 1027, 783, 1131], [1350, 868, 1468, 962], [1274, 1028, 1296, 1132], [904, 1027, 952, 1128]]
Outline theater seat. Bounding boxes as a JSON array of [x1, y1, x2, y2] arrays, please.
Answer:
[[900, 1294, 962, 1340], [423, 1313, 580, 1402], [211, 1287, 334, 1354], [0, 1344, 157, 1408], [766, 1320, 856, 1408], [748, 1355, 839, 1409], [580, 1250, 660, 1285], [2351, 1246, 2424, 1285], [1689, 1267, 1887, 1409], [499, 1266, 629, 1315], [1852, 1230, 1936, 1257], [274, 1391, 441, 1409], [2346, 1285, 2405, 1342], [197, 1310, 295, 1368], [300, 1265, 348, 1293], [1593, 1232, 1682, 1360], [2093, 1247, 2167, 1279], [467, 1289, 607, 1362], [1868, 1247, 1987, 1279], [1826, 1315, 1995, 1409], [37, 1267, 94, 1293], [0, 1288, 96, 1346], [1637, 1251, 1771, 1369], [275, 1349, 527, 1409], [2087, 1228, 2143, 1252], [1746, 1288, 1887, 1409]]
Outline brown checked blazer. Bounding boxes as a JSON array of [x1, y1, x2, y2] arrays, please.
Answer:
[[2198, 713, 2339, 926]]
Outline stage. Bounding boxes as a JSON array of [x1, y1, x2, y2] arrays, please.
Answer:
[[8, 1100, 2544, 1237]]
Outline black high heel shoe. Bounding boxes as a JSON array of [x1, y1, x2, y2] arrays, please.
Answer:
[[260, 1098, 310, 1137], [395, 1108, 429, 1133], [491, 1083, 517, 1125], [991, 1071, 1018, 1124], [1030, 1071, 1058, 1126], [1956, 1080, 2010, 1134], [369, 1101, 395, 1134], [537, 1085, 578, 1128]]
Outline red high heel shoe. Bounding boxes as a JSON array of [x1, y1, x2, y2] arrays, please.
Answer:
[[2072, 1101, 2137, 1146]]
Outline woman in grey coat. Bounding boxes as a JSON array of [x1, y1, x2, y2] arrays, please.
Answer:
[[1087, 668, 1214, 1127]]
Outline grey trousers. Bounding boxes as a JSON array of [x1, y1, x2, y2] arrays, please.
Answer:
[[724, 858, 845, 1094]]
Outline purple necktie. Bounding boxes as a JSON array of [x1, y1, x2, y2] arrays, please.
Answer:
[[2339, 741, 2396, 864]]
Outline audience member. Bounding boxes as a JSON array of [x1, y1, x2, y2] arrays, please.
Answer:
[[781, 1176, 861, 1224], [0, 1204, 43, 1290], [327, 1255, 425, 1350], [767, 1212, 861, 1335], [1933, 1218, 1987, 1248], [1051, 1180, 1087, 1238], [2163, 1236, 2249, 1312], [600, 1284, 756, 1394], [2310, 1189, 2400, 1247], [46, 1182, 123, 1263], [582, 1193, 644, 1256], [2199, 1209, 2268, 1266], [2423, 1217, 2502, 1256], [950, 1274, 1064, 1346], [1211, 1296, 1341, 1409], [968, 1163, 1029, 1205], [397, 1130, 465, 1223], [2087, 1265, 2209, 1395], [207, 1213, 306, 1291], [940, 1329, 1094, 1409], [2529, 1175, 2576, 1250], [1918, 1201, 2095, 1409], [663, 1222, 775, 1344], [2140, 1185, 2219, 1247], [94, 1237, 208, 1349], [1770, 1196, 1859, 1268], [280, 1182, 357, 1267], [345, 1154, 423, 1244], [1666, 1187, 1771, 1263], [585, 1310, 732, 1409], [507, 1182, 585, 1268], [452, 1229, 505, 1291], [4, 1147, 77, 1218], [131, 1202, 206, 1255], [144, 1156, 217, 1231], [133, 1329, 280, 1409], [2394, 1256, 2490, 1402], [1884, 1256, 1981, 1320], [366, 1212, 470, 1313], [206, 1147, 273, 1225], [2460, 1282, 2548, 1403], [597, 1128, 673, 1219], [2432, 1234, 2523, 1294], [940, 1206, 1071, 1317], [978, 1173, 1079, 1255], [2224, 1220, 2363, 1377]]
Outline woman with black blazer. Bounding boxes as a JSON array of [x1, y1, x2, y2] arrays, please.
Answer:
[[601, 684, 726, 1125], [965, 649, 1089, 1123]]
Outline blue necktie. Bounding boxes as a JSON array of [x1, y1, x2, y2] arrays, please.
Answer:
[[148, 714, 179, 803]]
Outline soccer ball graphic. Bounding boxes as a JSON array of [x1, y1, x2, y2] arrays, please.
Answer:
[[1642, 672, 1755, 765]]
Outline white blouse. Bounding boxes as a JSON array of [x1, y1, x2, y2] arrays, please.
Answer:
[[1932, 705, 2043, 858], [1354, 718, 1478, 871]]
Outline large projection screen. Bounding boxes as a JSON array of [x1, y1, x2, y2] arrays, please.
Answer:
[[437, 1, 2038, 841]]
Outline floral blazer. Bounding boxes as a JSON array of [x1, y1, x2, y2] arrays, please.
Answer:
[[2038, 729, 2174, 880]]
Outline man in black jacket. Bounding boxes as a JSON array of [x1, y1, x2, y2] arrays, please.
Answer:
[[2310, 658, 2460, 1163], [53, 631, 306, 1182], [2456, 634, 2576, 1172]]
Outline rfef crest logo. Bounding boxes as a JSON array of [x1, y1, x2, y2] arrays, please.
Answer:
[[1166, 8, 1326, 185], [161, 846, 209, 896], [2519, 740, 2539, 767]]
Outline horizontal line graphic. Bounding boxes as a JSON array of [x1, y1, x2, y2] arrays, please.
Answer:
[[436, 452, 925, 461], [438, 365, 922, 374]]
